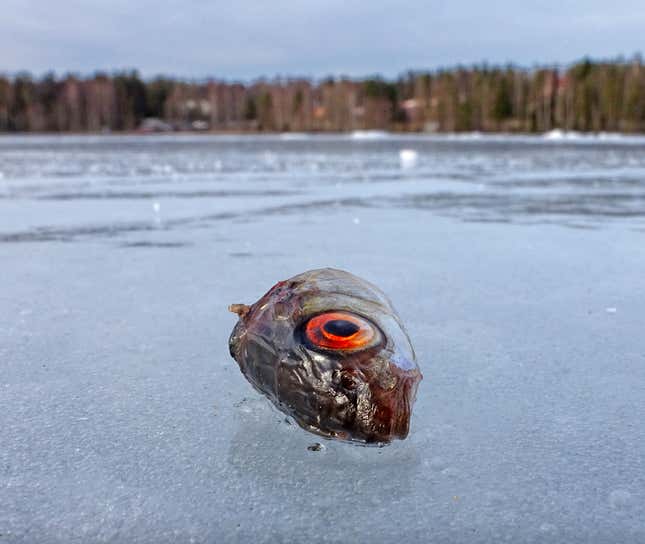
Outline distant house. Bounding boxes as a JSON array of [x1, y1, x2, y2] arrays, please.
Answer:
[[139, 118, 173, 133], [191, 120, 209, 131], [401, 98, 425, 129]]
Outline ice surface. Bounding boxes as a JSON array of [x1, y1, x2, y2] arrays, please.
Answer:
[[1, 134, 644, 543]]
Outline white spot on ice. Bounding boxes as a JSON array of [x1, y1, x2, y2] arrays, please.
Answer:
[[605, 307, 617, 313], [399, 149, 418, 170], [352, 217, 360, 225], [152, 201, 162, 226]]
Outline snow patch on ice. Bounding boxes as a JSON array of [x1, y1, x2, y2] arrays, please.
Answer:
[[543, 129, 645, 144], [279, 132, 311, 141], [350, 130, 390, 140]]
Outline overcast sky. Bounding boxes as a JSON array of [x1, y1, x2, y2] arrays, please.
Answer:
[[1, 0, 644, 80]]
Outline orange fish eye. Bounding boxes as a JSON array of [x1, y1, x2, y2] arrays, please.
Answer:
[[304, 311, 380, 351]]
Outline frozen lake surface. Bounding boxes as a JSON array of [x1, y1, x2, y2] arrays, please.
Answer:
[[1, 133, 644, 542]]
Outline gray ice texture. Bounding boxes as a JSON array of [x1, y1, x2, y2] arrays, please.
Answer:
[[1, 132, 644, 543]]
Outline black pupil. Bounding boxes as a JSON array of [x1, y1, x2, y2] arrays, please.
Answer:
[[323, 319, 360, 337]]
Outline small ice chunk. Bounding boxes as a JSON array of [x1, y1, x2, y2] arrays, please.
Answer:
[[352, 217, 360, 225], [399, 149, 418, 170], [605, 307, 617, 314], [152, 202, 161, 213]]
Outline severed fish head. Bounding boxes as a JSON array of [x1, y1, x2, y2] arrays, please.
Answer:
[[228, 268, 423, 445]]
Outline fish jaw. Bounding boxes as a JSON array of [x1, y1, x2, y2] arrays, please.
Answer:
[[366, 367, 422, 443]]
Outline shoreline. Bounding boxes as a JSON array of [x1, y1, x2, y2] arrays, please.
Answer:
[[2, 129, 645, 142]]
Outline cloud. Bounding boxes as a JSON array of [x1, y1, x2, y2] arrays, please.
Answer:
[[1, 0, 643, 79]]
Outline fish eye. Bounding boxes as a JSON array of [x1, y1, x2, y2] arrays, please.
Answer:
[[304, 311, 381, 352]]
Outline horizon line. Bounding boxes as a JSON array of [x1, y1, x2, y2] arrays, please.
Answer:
[[1, 53, 643, 84]]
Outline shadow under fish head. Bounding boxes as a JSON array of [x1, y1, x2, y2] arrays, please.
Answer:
[[229, 268, 423, 445]]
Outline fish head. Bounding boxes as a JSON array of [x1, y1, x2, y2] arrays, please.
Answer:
[[229, 268, 423, 445]]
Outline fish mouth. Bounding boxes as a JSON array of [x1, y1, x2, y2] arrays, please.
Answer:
[[366, 373, 419, 443]]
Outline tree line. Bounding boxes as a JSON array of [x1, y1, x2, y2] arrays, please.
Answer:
[[1, 57, 644, 133]]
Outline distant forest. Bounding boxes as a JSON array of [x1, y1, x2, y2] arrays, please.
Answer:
[[1, 58, 645, 133]]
